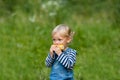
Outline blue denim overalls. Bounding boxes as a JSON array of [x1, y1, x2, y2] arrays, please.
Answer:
[[50, 49, 74, 80]]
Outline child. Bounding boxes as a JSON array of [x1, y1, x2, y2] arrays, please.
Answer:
[[45, 24, 77, 80]]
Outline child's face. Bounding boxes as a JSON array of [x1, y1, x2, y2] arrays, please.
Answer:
[[52, 33, 71, 47]]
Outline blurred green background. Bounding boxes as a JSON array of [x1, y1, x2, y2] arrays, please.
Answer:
[[0, 0, 120, 80]]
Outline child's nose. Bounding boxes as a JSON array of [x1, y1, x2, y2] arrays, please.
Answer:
[[55, 40, 59, 45]]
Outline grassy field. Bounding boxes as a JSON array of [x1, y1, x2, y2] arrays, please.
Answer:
[[0, 14, 120, 80]]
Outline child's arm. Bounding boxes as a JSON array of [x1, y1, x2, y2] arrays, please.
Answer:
[[56, 49, 77, 69], [45, 45, 57, 67], [45, 53, 55, 67]]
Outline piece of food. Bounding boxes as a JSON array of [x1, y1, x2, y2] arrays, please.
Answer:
[[58, 45, 64, 50]]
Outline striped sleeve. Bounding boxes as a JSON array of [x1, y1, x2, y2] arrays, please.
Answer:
[[45, 54, 54, 67], [56, 49, 77, 69]]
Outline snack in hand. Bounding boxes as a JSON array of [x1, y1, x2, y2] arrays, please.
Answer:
[[58, 45, 64, 50]]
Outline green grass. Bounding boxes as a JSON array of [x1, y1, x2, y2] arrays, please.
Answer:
[[73, 23, 120, 80], [0, 14, 120, 80]]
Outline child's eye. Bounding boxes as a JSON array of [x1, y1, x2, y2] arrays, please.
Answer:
[[58, 39, 62, 41]]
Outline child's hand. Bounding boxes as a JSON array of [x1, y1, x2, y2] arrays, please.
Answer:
[[50, 45, 56, 58], [53, 46, 62, 56], [50, 44, 64, 56]]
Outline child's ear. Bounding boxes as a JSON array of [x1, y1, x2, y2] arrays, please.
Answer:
[[67, 38, 72, 43]]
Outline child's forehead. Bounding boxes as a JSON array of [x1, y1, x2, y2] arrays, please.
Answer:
[[52, 32, 64, 37], [52, 30, 70, 38]]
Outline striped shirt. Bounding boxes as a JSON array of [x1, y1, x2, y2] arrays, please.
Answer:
[[45, 48, 77, 69]]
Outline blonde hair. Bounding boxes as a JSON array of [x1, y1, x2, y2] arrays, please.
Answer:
[[52, 24, 74, 39]]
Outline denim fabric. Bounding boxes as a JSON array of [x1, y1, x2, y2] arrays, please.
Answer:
[[50, 59, 74, 80]]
